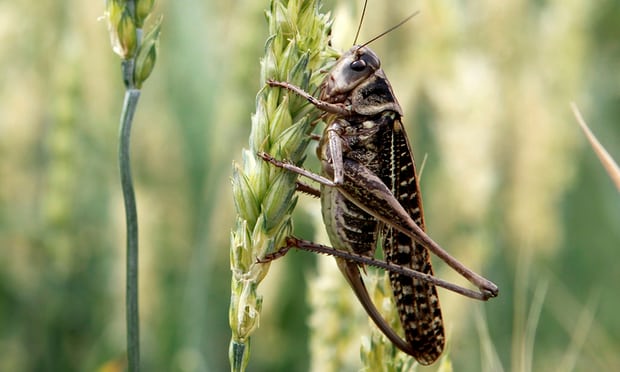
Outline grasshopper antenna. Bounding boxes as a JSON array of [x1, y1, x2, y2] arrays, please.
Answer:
[[352, 0, 368, 45], [357, 10, 420, 50]]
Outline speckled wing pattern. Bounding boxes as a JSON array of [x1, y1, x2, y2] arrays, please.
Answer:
[[381, 117, 445, 365]]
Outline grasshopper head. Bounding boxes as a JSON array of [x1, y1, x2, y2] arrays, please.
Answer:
[[321, 46, 381, 102]]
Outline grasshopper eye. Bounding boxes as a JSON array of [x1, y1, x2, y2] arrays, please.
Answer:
[[350, 59, 367, 71]]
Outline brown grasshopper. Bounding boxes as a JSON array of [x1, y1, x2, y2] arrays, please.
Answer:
[[258, 11, 498, 366]]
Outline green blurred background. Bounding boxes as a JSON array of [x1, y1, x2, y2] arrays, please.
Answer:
[[0, 0, 618, 371]]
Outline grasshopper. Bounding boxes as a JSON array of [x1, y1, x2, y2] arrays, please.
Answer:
[[258, 10, 498, 366]]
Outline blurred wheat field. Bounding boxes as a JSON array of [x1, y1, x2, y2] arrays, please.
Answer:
[[0, 0, 619, 371]]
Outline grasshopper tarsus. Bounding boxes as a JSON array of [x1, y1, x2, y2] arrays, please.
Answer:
[[257, 150, 289, 167], [482, 282, 500, 298], [255, 156, 320, 196], [256, 246, 292, 264], [256, 151, 275, 163], [258, 151, 336, 186], [460, 268, 499, 297]]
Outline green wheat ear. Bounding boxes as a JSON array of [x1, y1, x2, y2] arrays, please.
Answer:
[[228, 0, 335, 370]]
